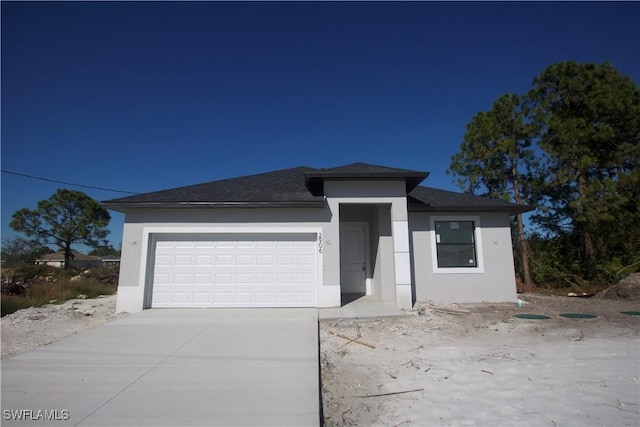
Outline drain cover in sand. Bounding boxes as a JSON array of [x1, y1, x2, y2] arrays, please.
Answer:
[[559, 313, 597, 319], [620, 311, 640, 316], [514, 314, 551, 320]]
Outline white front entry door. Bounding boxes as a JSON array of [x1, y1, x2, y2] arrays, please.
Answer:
[[340, 223, 367, 294], [150, 233, 318, 308]]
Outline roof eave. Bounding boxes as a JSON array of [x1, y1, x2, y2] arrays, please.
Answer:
[[102, 200, 328, 212], [408, 204, 534, 215]]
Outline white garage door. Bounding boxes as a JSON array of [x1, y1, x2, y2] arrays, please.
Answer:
[[150, 233, 318, 308]]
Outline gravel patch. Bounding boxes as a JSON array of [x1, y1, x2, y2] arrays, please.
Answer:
[[1, 294, 127, 359]]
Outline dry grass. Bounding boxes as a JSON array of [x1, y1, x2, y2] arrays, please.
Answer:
[[1, 268, 117, 317]]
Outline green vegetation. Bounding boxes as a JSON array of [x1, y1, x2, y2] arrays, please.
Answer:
[[1, 266, 118, 317], [449, 61, 640, 289], [0, 237, 53, 266], [89, 245, 120, 257], [450, 93, 538, 291], [3, 189, 118, 316], [10, 189, 111, 269]]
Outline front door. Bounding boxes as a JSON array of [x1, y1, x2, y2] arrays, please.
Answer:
[[340, 223, 367, 295]]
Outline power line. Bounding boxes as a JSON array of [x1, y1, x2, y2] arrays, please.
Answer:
[[1, 169, 141, 195]]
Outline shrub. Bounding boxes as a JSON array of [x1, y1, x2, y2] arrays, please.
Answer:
[[1, 266, 117, 317]]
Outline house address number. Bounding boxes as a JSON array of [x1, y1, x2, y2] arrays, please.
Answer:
[[318, 233, 323, 253]]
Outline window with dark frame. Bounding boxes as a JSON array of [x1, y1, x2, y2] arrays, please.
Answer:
[[435, 221, 478, 268]]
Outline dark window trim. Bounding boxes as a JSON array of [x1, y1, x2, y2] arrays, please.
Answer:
[[434, 220, 478, 268]]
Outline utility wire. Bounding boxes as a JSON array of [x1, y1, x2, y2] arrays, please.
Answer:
[[1, 169, 141, 195]]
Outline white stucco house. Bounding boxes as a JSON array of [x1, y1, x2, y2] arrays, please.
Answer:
[[103, 163, 532, 313]]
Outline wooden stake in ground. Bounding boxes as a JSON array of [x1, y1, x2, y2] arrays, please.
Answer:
[[328, 330, 376, 348], [433, 307, 471, 315], [357, 388, 424, 398]]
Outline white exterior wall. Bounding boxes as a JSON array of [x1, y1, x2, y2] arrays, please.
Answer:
[[115, 208, 333, 313], [113, 187, 518, 312], [372, 205, 395, 301], [409, 212, 517, 303], [324, 181, 413, 309]]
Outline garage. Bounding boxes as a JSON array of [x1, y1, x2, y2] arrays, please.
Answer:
[[149, 233, 319, 308]]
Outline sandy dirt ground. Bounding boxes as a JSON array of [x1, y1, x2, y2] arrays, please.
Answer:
[[320, 295, 640, 426], [1, 295, 126, 359], [2, 294, 638, 426]]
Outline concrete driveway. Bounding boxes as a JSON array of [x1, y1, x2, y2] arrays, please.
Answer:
[[1, 309, 320, 426]]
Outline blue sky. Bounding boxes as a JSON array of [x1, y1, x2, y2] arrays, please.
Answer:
[[2, 1, 639, 251]]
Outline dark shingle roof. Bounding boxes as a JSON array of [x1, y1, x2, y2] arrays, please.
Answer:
[[408, 186, 533, 214], [310, 162, 427, 175], [103, 167, 326, 209], [103, 163, 532, 214], [304, 162, 429, 194]]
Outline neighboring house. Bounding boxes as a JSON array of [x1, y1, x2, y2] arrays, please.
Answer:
[[35, 252, 102, 269], [103, 163, 532, 313], [100, 255, 121, 268]]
